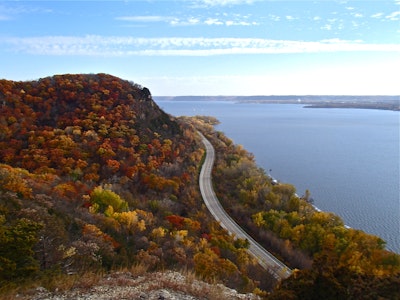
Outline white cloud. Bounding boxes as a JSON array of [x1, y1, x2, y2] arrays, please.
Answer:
[[371, 13, 384, 18], [188, 17, 200, 25], [352, 13, 363, 18], [321, 24, 332, 31], [204, 18, 224, 25], [320, 17, 347, 31], [386, 11, 400, 20], [171, 17, 202, 26], [194, 0, 257, 7], [116, 15, 210, 27], [121, 14, 258, 27], [226, 20, 257, 26], [269, 14, 280, 22], [3, 36, 400, 57], [0, 3, 52, 18], [116, 16, 172, 22], [203, 16, 256, 26]]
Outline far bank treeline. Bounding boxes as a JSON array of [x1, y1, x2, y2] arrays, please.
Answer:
[[0, 74, 399, 299]]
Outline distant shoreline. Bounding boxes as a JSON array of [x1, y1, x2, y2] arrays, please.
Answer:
[[154, 96, 400, 112], [303, 103, 400, 111]]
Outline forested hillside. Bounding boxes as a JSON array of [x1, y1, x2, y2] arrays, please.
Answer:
[[0, 74, 399, 299], [0, 74, 268, 296]]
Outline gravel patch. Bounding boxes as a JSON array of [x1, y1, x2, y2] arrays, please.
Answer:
[[21, 271, 260, 300]]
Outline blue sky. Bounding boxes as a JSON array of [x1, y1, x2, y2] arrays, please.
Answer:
[[1, 0, 399, 95]]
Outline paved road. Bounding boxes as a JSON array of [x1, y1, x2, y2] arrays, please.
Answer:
[[198, 132, 292, 280]]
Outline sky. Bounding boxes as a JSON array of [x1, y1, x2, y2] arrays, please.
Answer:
[[0, 0, 399, 96]]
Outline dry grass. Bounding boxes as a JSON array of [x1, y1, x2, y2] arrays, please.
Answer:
[[0, 270, 102, 299], [72, 270, 104, 290], [0, 266, 260, 300], [128, 262, 150, 277], [140, 269, 240, 300], [0, 282, 23, 300]]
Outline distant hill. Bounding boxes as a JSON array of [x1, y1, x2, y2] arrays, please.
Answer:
[[154, 95, 400, 111]]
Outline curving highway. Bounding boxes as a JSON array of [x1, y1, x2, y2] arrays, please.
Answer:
[[198, 132, 292, 280]]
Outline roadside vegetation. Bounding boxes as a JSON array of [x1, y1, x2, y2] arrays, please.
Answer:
[[190, 117, 400, 299]]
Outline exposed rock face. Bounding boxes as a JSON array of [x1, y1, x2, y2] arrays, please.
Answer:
[[24, 271, 260, 300]]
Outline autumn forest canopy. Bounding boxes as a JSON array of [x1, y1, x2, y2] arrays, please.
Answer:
[[0, 74, 399, 299]]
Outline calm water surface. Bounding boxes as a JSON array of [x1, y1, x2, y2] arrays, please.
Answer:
[[156, 101, 400, 253]]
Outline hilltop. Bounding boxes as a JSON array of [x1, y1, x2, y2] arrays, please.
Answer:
[[0, 74, 399, 299], [0, 74, 269, 297]]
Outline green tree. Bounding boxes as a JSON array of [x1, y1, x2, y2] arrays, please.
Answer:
[[0, 215, 42, 281], [89, 186, 128, 213]]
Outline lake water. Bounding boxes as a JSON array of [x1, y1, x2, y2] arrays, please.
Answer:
[[155, 100, 400, 253]]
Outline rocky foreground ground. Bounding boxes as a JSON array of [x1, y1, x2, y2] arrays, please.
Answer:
[[16, 271, 260, 300]]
